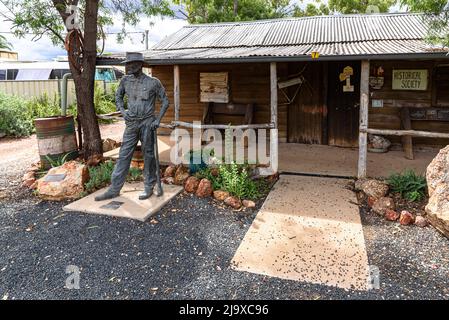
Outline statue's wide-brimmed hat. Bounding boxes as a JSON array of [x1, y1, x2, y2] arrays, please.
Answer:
[[122, 52, 144, 64]]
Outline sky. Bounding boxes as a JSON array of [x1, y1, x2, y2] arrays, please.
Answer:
[[0, 1, 404, 61]]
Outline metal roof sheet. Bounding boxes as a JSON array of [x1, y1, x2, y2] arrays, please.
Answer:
[[98, 13, 449, 64]]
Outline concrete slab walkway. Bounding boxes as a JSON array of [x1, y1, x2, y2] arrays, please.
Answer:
[[231, 175, 370, 291], [279, 143, 437, 178], [63, 182, 183, 222]]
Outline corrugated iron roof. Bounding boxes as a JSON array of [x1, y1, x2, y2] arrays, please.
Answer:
[[99, 13, 449, 64]]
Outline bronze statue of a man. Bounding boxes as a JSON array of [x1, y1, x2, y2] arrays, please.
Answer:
[[95, 52, 170, 201]]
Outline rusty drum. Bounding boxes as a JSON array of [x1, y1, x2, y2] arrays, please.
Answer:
[[34, 116, 79, 169]]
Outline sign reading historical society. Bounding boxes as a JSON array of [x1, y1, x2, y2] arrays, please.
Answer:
[[392, 69, 428, 91]]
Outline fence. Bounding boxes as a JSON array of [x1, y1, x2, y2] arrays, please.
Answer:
[[0, 80, 118, 106]]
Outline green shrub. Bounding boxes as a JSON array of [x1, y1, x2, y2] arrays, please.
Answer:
[[84, 160, 115, 193], [0, 92, 61, 137], [127, 167, 143, 182], [68, 82, 118, 124], [45, 151, 77, 168], [195, 166, 222, 190], [84, 161, 144, 194], [27, 94, 61, 119], [93, 81, 116, 115], [197, 162, 266, 200], [387, 170, 427, 202], [0, 92, 34, 137]]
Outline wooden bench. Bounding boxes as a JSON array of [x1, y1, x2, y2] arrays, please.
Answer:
[[202, 102, 254, 125]]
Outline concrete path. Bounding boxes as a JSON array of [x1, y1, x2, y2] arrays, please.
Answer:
[[231, 175, 370, 291], [279, 143, 437, 178]]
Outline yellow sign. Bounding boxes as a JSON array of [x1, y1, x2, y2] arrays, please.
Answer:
[[339, 66, 354, 92], [339, 66, 354, 82], [343, 66, 354, 77], [311, 52, 320, 59], [392, 69, 428, 91]]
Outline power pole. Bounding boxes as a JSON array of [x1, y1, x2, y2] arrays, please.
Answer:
[[145, 30, 149, 50]]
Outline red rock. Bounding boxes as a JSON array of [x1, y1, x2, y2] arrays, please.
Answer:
[[242, 199, 256, 208], [30, 181, 38, 190], [22, 178, 36, 188], [385, 209, 400, 221], [86, 154, 103, 167], [37, 161, 89, 201], [184, 176, 200, 193], [213, 190, 229, 201], [426, 145, 449, 238], [164, 165, 177, 178], [131, 160, 144, 170], [224, 196, 242, 209], [372, 197, 395, 216], [210, 167, 219, 177], [174, 166, 190, 185], [399, 210, 415, 226], [367, 196, 377, 207], [415, 216, 428, 228], [162, 177, 174, 185], [22, 171, 35, 182], [360, 179, 389, 199], [102, 138, 119, 153], [196, 179, 213, 198]]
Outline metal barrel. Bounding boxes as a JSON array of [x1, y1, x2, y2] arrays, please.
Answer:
[[34, 116, 79, 169]]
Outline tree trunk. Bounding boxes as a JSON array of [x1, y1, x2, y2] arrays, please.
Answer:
[[69, 0, 102, 160], [233, 0, 238, 16]]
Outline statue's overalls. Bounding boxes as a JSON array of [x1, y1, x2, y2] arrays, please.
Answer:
[[101, 72, 169, 198]]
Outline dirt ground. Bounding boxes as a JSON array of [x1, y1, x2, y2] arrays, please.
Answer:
[[0, 122, 126, 194]]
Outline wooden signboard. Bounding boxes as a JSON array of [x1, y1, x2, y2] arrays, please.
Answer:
[[392, 69, 428, 91], [200, 72, 229, 103], [410, 108, 449, 121]]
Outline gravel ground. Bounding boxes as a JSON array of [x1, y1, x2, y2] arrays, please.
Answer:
[[0, 188, 449, 300], [1, 124, 449, 300]]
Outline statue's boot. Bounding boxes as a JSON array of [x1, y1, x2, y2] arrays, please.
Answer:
[[94, 189, 120, 201], [138, 186, 153, 200]]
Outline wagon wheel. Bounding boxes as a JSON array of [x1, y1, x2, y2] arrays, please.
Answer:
[[65, 29, 84, 72]]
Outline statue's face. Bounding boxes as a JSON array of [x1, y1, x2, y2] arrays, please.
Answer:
[[126, 61, 143, 75]]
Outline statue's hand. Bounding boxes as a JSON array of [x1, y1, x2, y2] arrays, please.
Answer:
[[150, 119, 160, 130], [121, 110, 131, 122]]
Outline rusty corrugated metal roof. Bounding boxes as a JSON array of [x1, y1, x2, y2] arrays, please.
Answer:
[[98, 13, 449, 64]]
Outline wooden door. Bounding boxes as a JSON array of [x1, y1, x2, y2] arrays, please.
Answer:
[[288, 62, 326, 144], [327, 61, 360, 147]]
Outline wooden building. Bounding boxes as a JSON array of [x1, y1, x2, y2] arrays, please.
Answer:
[[99, 13, 449, 177]]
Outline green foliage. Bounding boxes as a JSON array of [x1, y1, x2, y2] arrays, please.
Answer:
[[0, 92, 34, 137], [178, 0, 396, 21], [196, 162, 267, 200], [93, 81, 117, 115], [63, 82, 118, 123], [0, 34, 12, 50], [2, 0, 174, 47], [328, 0, 396, 14], [174, 0, 291, 23], [44, 151, 77, 168], [401, 0, 449, 47], [84, 161, 116, 194], [293, 0, 330, 16], [387, 170, 427, 202], [84, 161, 144, 194], [0, 92, 61, 137], [27, 94, 61, 119], [127, 167, 143, 182], [195, 166, 223, 190]]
